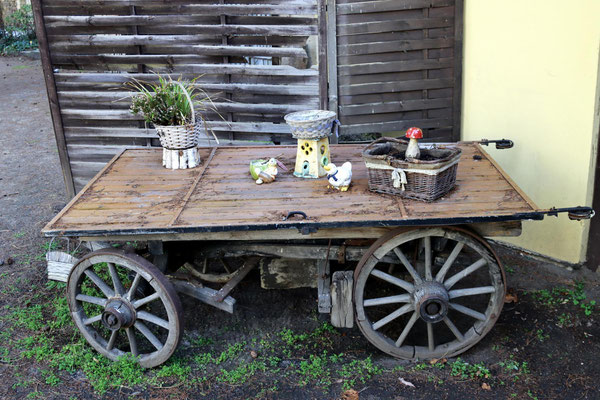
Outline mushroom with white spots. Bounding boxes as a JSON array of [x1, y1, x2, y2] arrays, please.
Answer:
[[405, 127, 423, 160]]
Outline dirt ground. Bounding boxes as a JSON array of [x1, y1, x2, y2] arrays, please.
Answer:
[[0, 56, 599, 400]]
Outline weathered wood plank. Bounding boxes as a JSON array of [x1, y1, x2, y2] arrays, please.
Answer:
[[340, 98, 452, 116], [339, 78, 453, 96], [340, 118, 452, 135], [337, 38, 453, 57], [338, 58, 453, 77], [337, 0, 453, 15], [32, 0, 76, 197], [45, 16, 317, 36], [49, 37, 308, 58], [330, 271, 354, 328], [45, 2, 318, 16], [337, 16, 453, 36]]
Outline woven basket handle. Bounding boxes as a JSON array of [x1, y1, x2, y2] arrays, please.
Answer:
[[174, 80, 195, 125], [363, 136, 408, 152]]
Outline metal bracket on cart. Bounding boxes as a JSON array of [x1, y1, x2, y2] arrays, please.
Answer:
[[479, 139, 514, 149], [543, 206, 595, 221], [282, 211, 318, 235]]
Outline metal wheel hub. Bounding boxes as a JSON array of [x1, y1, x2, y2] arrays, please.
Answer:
[[102, 299, 135, 331], [413, 281, 449, 323]]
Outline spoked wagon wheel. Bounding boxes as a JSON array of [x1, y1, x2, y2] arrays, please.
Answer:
[[354, 227, 505, 360], [67, 248, 183, 368]]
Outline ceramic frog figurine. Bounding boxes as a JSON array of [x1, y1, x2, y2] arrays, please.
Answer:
[[250, 158, 279, 184]]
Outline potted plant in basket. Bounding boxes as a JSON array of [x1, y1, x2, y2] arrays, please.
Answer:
[[128, 74, 220, 170]]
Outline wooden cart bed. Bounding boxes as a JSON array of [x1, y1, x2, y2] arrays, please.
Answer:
[[42, 144, 542, 240]]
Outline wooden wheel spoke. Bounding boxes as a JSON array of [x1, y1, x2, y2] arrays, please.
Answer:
[[435, 242, 464, 282], [84, 269, 115, 298], [395, 311, 418, 347], [424, 237, 432, 281], [108, 262, 126, 296], [126, 273, 142, 301], [132, 292, 161, 309], [371, 269, 414, 293], [427, 322, 435, 351], [137, 311, 170, 330], [392, 247, 422, 284], [443, 317, 465, 342], [444, 258, 487, 289], [106, 330, 118, 351], [126, 327, 138, 357], [449, 303, 487, 321], [76, 294, 107, 307], [372, 303, 413, 330], [364, 294, 411, 307], [83, 314, 102, 325], [448, 286, 495, 299], [134, 321, 164, 351]]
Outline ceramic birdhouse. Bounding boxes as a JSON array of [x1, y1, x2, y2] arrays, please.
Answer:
[[284, 110, 338, 179]]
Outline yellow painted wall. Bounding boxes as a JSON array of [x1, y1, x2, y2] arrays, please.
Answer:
[[462, 1, 600, 263]]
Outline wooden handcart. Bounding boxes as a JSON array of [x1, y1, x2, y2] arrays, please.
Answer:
[[42, 143, 593, 367]]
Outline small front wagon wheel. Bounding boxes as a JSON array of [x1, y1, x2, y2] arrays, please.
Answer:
[[67, 249, 183, 368], [354, 227, 505, 360]]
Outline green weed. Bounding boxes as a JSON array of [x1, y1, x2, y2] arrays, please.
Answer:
[[531, 282, 596, 316], [536, 329, 549, 342], [338, 356, 382, 390], [450, 358, 490, 380]]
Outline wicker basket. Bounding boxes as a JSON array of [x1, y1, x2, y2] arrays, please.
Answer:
[[153, 81, 215, 150], [155, 123, 197, 150], [362, 137, 462, 202], [284, 110, 339, 140]]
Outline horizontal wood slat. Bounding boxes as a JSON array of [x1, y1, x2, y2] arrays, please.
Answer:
[[337, 0, 453, 15], [45, 3, 318, 15]]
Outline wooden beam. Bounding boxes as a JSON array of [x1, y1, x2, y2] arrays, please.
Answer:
[[452, 0, 464, 142], [171, 280, 235, 314], [318, 0, 328, 111], [326, 0, 339, 144], [31, 0, 75, 198]]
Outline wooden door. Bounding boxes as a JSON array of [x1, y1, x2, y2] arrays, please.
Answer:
[[328, 0, 463, 142]]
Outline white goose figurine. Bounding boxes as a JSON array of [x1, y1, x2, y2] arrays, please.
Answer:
[[323, 162, 352, 191]]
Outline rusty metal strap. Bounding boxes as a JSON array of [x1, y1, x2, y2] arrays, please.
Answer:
[[169, 147, 217, 227]]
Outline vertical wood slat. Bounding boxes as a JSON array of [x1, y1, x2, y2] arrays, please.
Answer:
[[451, 0, 464, 141], [318, 0, 328, 111], [32, 0, 76, 198], [326, 0, 339, 144]]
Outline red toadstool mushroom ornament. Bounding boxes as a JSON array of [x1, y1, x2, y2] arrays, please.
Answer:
[[405, 127, 423, 159]]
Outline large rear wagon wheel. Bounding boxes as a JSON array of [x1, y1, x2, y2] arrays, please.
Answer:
[[67, 249, 183, 368], [354, 227, 505, 360]]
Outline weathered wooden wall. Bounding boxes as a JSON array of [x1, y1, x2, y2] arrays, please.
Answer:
[[330, 0, 463, 141], [32, 0, 321, 195]]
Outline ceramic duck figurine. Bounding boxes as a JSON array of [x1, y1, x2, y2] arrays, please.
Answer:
[[324, 162, 352, 191], [250, 158, 279, 184]]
